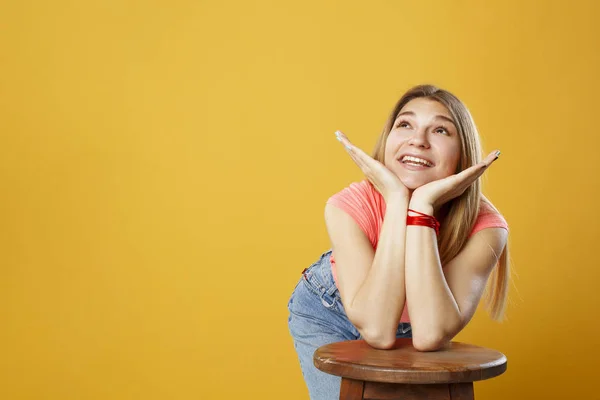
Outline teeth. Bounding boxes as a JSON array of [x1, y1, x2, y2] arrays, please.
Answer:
[[401, 155, 433, 167]]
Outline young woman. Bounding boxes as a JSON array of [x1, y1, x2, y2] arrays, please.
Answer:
[[286, 84, 510, 399]]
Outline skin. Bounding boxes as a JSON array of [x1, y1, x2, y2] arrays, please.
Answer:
[[384, 98, 462, 192], [331, 98, 505, 351], [336, 97, 500, 212]]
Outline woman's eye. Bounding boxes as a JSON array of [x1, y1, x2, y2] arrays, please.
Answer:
[[436, 127, 449, 135], [397, 121, 410, 128]]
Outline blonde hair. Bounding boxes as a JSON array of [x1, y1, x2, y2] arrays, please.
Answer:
[[372, 84, 510, 321]]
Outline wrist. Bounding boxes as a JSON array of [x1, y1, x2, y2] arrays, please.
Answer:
[[385, 191, 410, 205], [406, 205, 440, 236], [408, 201, 434, 215]]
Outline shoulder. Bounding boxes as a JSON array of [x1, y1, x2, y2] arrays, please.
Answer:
[[329, 179, 375, 198], [325, 180, 383, 245], [326, 180, 382, 209], [469, 196, 509, 237]]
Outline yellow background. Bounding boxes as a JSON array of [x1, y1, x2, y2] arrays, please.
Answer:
[[1, 1, 598, 399]]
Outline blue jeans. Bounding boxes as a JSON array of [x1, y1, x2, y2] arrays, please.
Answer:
[[287, 249, 413, 400]]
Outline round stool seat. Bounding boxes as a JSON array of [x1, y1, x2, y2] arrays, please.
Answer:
[[314, 338, 507, 399]]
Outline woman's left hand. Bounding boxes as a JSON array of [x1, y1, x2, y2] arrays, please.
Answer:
[[409, 150, 501, 214]]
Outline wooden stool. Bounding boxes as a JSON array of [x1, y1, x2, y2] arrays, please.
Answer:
[[314, 338, 506, 400]]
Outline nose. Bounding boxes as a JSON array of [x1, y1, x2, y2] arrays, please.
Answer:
[[407, 129, 430, 149]]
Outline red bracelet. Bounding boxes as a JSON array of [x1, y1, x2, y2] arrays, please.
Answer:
[[406, 209, 440, 236]]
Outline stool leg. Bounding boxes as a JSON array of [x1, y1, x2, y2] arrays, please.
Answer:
[[340, 378, 365, 400], [449, 382, 474, 399], [363, 382, 456, 399], [353, 381, 475, 399]]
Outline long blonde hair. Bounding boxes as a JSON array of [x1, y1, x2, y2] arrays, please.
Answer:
[[372, 84, 510, 321]]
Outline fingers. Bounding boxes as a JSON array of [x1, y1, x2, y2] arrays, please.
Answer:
[[335, 130, 350, 149], [484, 150, 501, 166], [336, 131, 373, 159], [335, 130, 398, 198], [335, 130, 369, 170], [449, 150, 501, 195], [335, 130, 358, 155], [459, 150, 501, 177]]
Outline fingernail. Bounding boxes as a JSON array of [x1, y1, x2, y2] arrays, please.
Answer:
[[335, 130, 341, 137], [345, 144, 352, 150], [496, 150, 501, 157]]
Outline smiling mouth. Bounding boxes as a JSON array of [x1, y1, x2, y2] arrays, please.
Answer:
[[399, 155, 434, 168]]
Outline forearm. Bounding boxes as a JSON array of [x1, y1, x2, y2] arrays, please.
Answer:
[[405, 205, 461, 346], [350, 194, 409, 342]]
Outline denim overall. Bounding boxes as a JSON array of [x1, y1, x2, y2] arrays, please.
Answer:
[[287, 249, 412, 400]]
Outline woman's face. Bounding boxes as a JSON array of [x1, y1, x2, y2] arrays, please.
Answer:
[[384, 97, 462, 190]]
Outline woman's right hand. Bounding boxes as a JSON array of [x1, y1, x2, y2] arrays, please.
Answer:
[[335, 130, 409, 202]]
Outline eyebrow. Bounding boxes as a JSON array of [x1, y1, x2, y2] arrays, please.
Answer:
[[396, 111, 456, 126]]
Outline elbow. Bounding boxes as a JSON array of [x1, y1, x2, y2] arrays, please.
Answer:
[[359, 326, 397, 350], [364, 333, 397, 350], [347, 310, 397, 349], [411, 317, 461, 352], [412, 332, 449, 352]]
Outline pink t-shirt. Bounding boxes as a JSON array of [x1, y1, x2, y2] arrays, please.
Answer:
[[326, 180, 509, 323]]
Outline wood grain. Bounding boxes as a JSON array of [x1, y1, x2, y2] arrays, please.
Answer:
[[314, 338, 506, 384], [340, 378, 365, 400]]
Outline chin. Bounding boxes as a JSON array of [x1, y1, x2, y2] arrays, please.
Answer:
[[398, 175, 434, 190]]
